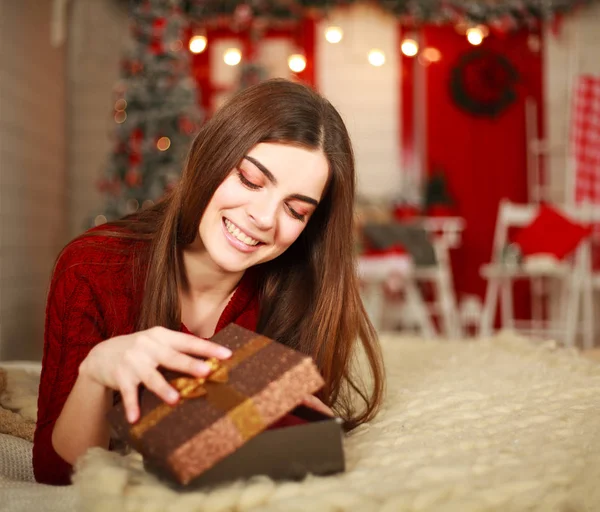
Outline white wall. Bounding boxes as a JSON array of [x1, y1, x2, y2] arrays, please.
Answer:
[[0, 0, 67, 360], [316, 4, 402, 201], [544, 2, 600, 203]]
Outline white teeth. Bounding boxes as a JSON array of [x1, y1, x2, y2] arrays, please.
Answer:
[[224, 219, 260, 246]]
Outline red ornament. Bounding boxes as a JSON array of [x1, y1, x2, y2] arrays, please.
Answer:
[[178, 116, 195, 134], [129, 129, 143, 152], [130, 61, 143, 74], [152, 17, 166, 33], [125, 168, 142, 187], [128, 152, 142, 167], [150, 38, 164, 55]]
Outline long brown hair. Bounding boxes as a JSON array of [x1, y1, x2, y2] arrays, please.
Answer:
[[89, 79, 384, 430]]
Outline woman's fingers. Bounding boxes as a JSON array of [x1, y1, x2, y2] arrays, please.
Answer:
[[150, 344, 213, 378], [127, 351, 179, 404], [116, 328, 235, 421], [116, 372, 141, 424], [302, 395, 334, 417], [141, 367, 180, 405], [149, 327, 232, 360]]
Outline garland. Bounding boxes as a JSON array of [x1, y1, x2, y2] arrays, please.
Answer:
[[449, 49, 519, 118], [123, 0, 594, 30], [184, 0, 593, 28]]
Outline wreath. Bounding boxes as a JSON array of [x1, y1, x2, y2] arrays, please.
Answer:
[[449, 49, 519, 118]]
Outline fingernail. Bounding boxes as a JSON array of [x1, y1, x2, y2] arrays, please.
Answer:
[[127, 411, 137, 423], [168, 390, 180, 402], [195, 362, 211, 375], [218, 347, 232, 358]]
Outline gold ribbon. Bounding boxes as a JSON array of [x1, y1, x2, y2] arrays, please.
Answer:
[[130, 335, 271, 441]]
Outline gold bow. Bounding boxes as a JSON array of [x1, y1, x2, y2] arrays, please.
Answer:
[[129, 335, 271, 441], [170, 358, 229, 399]]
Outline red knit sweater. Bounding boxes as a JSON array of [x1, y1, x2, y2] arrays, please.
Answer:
[[33, 234, 260, 486]]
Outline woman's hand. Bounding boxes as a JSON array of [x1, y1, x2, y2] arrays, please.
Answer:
[[301, 395, 334, 417], [79, 326, 232, 423]]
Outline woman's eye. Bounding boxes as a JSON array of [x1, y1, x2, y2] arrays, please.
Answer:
[[237, 170, 261, 190], [286, 204, 306, 222]]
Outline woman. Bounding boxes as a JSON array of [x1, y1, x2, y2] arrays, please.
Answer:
[[33, 78, 385, 486]]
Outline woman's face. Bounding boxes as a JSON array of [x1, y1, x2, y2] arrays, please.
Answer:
[[199, 142, 329, 273]]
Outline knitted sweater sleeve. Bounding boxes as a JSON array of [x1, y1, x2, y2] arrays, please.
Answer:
[[33, 245, 107, 486]]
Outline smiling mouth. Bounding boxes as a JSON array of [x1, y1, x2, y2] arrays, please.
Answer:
[[223, 218, 263, 246]]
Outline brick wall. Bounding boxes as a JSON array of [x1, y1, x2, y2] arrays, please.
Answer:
[[0, 0, 67, 360], [67, 0, 128, 237]]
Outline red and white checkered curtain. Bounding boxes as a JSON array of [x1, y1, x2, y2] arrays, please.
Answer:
[[572, 75, 600, 204], [571, 75, 600, 268]]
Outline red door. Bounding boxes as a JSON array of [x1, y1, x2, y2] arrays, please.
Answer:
[[422, 25, 544, 316]]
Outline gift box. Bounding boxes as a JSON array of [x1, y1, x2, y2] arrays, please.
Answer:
[[107, 324, 339, 486], [145, 404, 345, 489]]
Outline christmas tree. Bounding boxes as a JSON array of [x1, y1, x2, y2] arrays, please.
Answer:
[[98, 0, 203, 222]]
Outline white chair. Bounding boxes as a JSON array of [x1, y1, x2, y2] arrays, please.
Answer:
[[410, 217, 465, 339], [479, 200, 595, 349], [358, 254, 436, 337]]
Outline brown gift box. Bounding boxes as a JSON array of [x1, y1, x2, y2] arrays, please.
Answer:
[[107, 324, 328, 485]]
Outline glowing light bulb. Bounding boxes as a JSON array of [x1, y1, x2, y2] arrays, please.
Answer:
[[114, 111, 127, 124], [324, 26, 343, 44], [223, 48, 242, 66], [189, 35, 207, 54], [368, 49, 385, 67], [466, 27, 484, 46], [288, 54, 306, 73], [157, 136, 171, 151], [421, 47, 442, 63], [401, 39, 419, 57]]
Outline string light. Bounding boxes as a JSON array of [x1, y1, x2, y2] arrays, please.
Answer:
[[142, 199, 154, 209], [114, 111, 127, 124], [324, 26, 343, 44], [157, 136, 171, 151], [94, 215, 107, 226], [224, 48, 242, 66], [288, 54, 306, 73], [401, 39, 419, 57], [126, 199, 139, 213], [421, 47, 442, 63], [189, 35, 207, 54], [466, 27, 484, 46], [114, 99, 127, 111], [368, 49, 385, 67]]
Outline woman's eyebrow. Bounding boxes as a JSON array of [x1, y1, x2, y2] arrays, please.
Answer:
[[243, 155, 277, 185], [289, 193, 318, 206], [243, 155, 319, 206]]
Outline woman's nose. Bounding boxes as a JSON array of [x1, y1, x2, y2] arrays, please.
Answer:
[[247, 201, 276, 231]]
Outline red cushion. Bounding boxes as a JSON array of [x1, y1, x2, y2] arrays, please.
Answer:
[[362, 243, 407, 257], [512, 204, 592, 260]]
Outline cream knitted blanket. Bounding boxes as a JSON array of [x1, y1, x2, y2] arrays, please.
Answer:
[[69, 332, 600, 512]]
